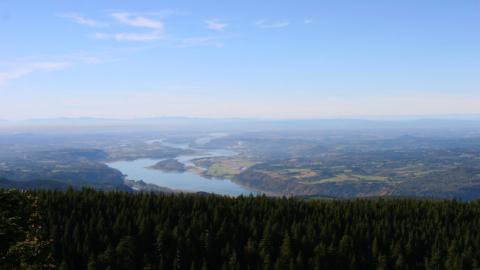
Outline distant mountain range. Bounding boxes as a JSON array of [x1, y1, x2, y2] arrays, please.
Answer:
[[1, 116, 480, 132]]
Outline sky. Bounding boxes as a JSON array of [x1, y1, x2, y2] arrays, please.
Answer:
[[0, 0, 479, 120]]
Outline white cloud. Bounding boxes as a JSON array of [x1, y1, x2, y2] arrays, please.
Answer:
[[57, 13, 102, 27], [110, 12, 164, 30], [75, 56, 104, 64], [204, 19, 228, 31], [304, 19, 313, 24], [89, 12, 166, 42], [141, 10, 190, 18], [63, 53, 107, 65], [0, 62, 70, 85], [255, 20, 289, 29], [0, 53, 108, 86], [58, 10, 229, 46], [176, 36, 224, 48], [95, 32, 164, 42]]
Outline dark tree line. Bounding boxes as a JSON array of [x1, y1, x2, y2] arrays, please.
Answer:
[[0, 190, 54, 269], [2, 189, 480, 269]]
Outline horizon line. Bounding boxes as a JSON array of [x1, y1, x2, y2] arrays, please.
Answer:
[[2, 113, 480, 123]]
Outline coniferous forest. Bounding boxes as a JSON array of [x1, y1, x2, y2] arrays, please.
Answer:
[[2, 189, 480, 270]]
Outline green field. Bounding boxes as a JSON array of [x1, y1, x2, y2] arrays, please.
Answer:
[[303, 174, 388, 184], [205, 159, 256, 178]]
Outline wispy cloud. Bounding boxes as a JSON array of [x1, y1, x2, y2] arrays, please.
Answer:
[[63, 53, 108, 65], [255, 19, 289, 29], [94, 32, 164, 42], [74, 55, 104, 64], [115, 10, 189, 20], [90, 12, 166, 42], [0, 62, 70, 85], [176, 36, 224, 48], [304, 19, 313, 24], [110, 12, 164, 30], [58, 10, 227, 47], [57, 13, 103, 27], [0, 53, 109, 86], [204, 19, 228, 31]]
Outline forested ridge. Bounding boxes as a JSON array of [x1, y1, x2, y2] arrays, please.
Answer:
[[2, 189, 480, 270]]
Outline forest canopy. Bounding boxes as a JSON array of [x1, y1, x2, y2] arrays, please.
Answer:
[[1, 189, 480, 270]]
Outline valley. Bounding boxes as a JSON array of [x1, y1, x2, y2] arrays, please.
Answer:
[[1, 127, 480, 199]]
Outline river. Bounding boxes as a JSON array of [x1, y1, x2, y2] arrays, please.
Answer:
[[106, 139, 256, 196]]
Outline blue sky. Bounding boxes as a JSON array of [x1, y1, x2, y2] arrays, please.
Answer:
[[1, 0, 479, 120]]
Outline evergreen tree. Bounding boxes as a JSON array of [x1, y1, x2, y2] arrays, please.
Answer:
[[2, 189, 480, 270]]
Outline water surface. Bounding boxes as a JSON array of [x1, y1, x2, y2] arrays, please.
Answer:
[[107, 146, 254, 196]]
